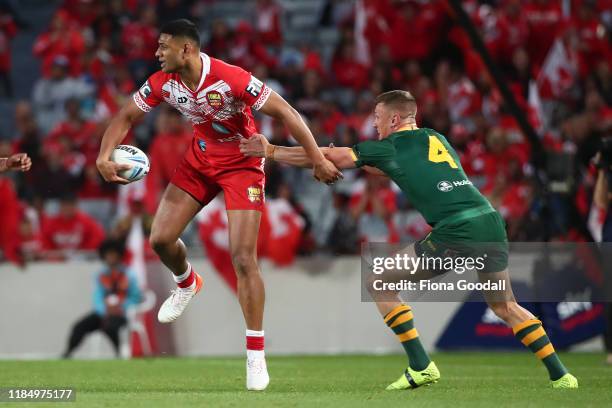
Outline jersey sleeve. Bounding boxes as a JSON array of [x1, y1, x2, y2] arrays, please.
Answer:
[[222, 62, 272, 111], [132, 71, 165, 112], [351, 140, 396, 168]]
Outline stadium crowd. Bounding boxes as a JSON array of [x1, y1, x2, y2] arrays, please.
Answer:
[[0, 0, 610, 265]]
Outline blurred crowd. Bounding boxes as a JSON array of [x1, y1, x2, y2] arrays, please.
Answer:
[[0, 0, 611, 265]]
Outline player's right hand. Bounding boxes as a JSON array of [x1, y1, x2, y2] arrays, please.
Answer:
[[96, 158, 132, 184], [313, 158, 343, 185]]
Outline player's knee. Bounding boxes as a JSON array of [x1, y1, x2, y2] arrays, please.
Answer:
[[149, 232, 173, 254], [231, 249, 257, 275]]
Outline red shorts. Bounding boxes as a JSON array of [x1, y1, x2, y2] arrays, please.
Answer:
[[170, 156, 266, 211]]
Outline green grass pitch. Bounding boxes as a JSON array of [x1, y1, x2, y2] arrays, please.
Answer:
[[1, 353, 611, 407]]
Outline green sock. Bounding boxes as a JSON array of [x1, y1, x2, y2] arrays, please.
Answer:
[[384, 304, 431, 371], [513, 319, 568, 380]]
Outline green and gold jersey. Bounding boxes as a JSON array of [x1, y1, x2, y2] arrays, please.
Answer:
[[351, 127, 490, 225]]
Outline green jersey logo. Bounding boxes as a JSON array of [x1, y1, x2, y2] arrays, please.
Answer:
[[437, 181, 454, 192]]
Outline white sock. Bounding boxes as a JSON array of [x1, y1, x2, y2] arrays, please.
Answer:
[[173, 263, 195, 290], [246, 329, 265, 360], [247, 350, 265, 359]]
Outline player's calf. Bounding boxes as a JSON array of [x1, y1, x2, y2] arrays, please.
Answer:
[[489, 301, 578, 388], [512, 317, 578, 388], [381, 304, 439, 390]]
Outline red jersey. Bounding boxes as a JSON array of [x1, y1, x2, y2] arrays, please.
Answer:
[[41, 210, 105, 251], [133, 53, 271, 168]]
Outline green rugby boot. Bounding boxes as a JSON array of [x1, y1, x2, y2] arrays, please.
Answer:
[[551, 373, 578, 389], [385, 361, 440, 390]]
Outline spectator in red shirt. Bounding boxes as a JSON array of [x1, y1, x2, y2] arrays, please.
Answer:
[[41, 194, 105, 258], [386, 1, 434, 63], [206, 19, 232, 63], [226, 21, 277, 71], [294, 69, 324, 118], [0, 174, 21, 263], [568, 1, 609, 77], [0, 141, 32, 265], [346, 91, 377, 141], [94, 61, 136, 121], [0, 9, 17, 97], [61, 0, 98, 29], [349, 172, 399, 243], [524, 0, 564, 68], [33, 9, 85, 77], [254, 0, 283, 47], [145, 108, 192, 213], [121, 7, 158, 84], [331, 40, 369, 90], [46, 98, 100, 161], [501, 0, 530, 62]]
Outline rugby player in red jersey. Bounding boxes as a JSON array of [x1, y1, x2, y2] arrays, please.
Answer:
[[96, 19, 341, 390]]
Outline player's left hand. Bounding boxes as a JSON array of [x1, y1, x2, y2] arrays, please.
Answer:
[[239, 134, 269, 158], [6, 153, 32, 172]]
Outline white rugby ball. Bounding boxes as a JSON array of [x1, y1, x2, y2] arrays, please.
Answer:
[[110, 144, 150, 182]]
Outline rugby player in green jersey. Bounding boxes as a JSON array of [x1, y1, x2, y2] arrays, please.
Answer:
[[239, 90, 577, 390]]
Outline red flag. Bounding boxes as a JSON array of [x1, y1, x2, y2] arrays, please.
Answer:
[[537, 38, 577, 99], [260, 198, 305, 266], [197, 197, 305, 292], [196, 197, 238, 292]]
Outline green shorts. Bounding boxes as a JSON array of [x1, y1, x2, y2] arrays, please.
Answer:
[[415, 205, 509, 274]]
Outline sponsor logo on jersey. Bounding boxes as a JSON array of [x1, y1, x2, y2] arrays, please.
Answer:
[[212, 122, 231, 134], [437, 180, 454, 192], [198, 139, 206, 152], [247, 185, 263, 203], [245, 76, 263, 97], [139, 81, 152, 98], [206, 90, 224, 108], [177, 96, 188, 104], [437, 179, 472, 192], [218, 135, 242, 143]]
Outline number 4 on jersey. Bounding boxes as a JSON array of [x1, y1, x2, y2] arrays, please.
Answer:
[[428, 135, 458, 169]]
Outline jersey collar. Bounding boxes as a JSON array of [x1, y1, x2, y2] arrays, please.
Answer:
[[395, 124, 419, 132], [197, 52, 211, 90]]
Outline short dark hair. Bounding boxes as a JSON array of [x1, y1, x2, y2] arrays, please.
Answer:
[[375, 90, 417, 118], [98, 239, 126, 259], [160, 19, 201, 47], [59, 192, 78, 204]]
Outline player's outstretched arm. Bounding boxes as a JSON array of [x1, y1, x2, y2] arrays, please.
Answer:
[[240, 134, 356, 170], [96, 98, 146, 184], [0, 153, 32, 173], [258, 91, 342, 183]]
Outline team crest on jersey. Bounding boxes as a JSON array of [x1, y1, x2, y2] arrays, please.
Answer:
[[206, 90, 224, 109], [139, 81, 152, 98], [247, 185, 263, 203]]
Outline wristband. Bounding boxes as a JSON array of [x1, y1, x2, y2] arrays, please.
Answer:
[[265, 144, 276, 160]]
